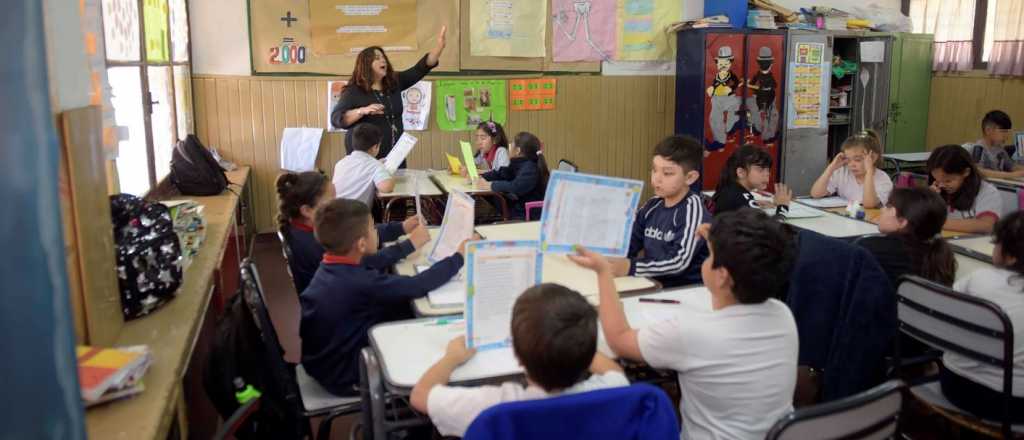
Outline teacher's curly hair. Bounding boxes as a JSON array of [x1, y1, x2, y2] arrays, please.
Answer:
[[350, 46, 398, 93]]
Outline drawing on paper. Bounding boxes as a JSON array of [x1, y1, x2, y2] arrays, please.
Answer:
[[553, 0, 615, 62]]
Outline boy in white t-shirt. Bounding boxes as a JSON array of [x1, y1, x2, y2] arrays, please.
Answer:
[[332, 123, 395, 207], [570, 208, 799, 440], [409, 283, 630, 438], [810, 131, 893, 208]]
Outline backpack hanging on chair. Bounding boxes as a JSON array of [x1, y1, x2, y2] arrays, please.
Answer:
[[170, 134, 229, 196], [109, 194, 183, 319]]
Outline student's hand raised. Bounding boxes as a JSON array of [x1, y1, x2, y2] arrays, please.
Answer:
[[568, 246, 613, 275], [443, 336, 476, 365], [409, 224, 430, 249], [773, 183, 793, 206], [402, 215, 421, 233]]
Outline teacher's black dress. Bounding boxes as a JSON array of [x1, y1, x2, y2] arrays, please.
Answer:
[[330, 54, 435, 163]]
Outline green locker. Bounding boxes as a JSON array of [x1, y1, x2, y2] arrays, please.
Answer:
[[887, 33, 934, 153]]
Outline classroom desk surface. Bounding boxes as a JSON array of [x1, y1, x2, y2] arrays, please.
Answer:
[[397, 222, 659, 316], [783, 203, 882, 238], [987, 176, 1024, 188], [371, 286, 710, 391], [820, 207, 972, 239], [85, 167, 250, 440], [378, 169, 443, 198], [884, 152, 931, 162], [429, 170, 495, 195], [950, 235, 995, 263]]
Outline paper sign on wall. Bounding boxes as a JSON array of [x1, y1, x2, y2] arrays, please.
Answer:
[[309, 0, 418, 55], [510, 79, 556, 111], [469, 0, 546, 57], [327, 80, 348, 132], [787, 42, 828, 129], [617, 0, 680, 61], [401, 80, 431, 131], [552, 0, 616, 62], [435, 80, 508, 131]]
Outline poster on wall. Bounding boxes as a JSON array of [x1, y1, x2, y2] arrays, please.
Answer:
[[510, 79, 556, 110], [435, 80, 508, 131], [617, 0, 680, 61], [470, 0, 546, 57], [787, 42, 828, 129], [401, 80, 432, 131], [309, 0, 418, 55], [552, 0, 616, 62], [327, 80, 348, 132]]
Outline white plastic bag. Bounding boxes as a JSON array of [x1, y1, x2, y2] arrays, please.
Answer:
[[851, 3, 912, 32]]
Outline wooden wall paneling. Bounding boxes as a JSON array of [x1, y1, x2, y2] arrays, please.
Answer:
[[925, 74, 1024, 149], [60, 106, 123, 346], [59, 141, 88, 343]]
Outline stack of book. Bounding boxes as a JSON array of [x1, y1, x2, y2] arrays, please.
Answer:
[[77, 345, 152, 407], [163, 199, 206, 268]]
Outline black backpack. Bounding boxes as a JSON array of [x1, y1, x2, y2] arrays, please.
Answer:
[[170, 135, 229, 196], [109, 194, 183, 320]]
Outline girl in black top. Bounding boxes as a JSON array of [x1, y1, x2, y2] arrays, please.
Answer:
[[476, 132, 550, 219], [856, 187, 957, 288], [330, 27, 448, 162], [711, 144, 791, 216]]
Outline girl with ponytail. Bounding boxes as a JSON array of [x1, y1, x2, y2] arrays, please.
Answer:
[[856, 187, 957, 287], [475, 131, 549, 219]]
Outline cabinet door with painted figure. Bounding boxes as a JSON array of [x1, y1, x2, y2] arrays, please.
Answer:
[[744, 33, 785, 188], [702, 33, 746, 190]]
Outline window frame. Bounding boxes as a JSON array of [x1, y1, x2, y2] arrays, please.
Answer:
[[101, 0, 194, 194], [901, 0, 991, 70]]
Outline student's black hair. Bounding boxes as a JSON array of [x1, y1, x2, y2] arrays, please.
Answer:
[[887, 187, 957, 286], [926, 144, 983, 212], [993, 211, 1024, 284], [513, 131, 550, 192], [350, 123, 382, 152], [511, 283, 597, 391], [715, 144, 772, 193], [653, 135, 703, 172], [708, 209, 797, 303], [981, 110, 1012, 131], [313, 198, 372, 255], [276, 171, 330, 235]]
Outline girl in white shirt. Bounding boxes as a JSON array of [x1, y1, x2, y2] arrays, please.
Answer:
[[926, 144, 1005, 234], [810, 130, 893, 208], [472, 120, 511, 171], [941, 210, 1024, 423]]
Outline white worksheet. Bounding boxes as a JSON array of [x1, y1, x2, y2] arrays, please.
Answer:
[[776, 202, 825, 219], [428, 190, 476, 263], [465, 241, 543, 351], [383, 133, 418, 173], [540, 171, 644, 256], [798, 196, 848, 209], [279, 127, 323, 172], [418, 265, 467, 307]]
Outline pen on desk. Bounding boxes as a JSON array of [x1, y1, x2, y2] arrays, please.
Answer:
[[638, 298, 680, 304]]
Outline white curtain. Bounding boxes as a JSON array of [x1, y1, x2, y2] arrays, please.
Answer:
[[910, 0, 976, 72], [988, 0, 1024, 75]]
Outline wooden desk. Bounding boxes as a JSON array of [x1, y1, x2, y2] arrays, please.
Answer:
[[821, 207, 973, 239], [397, 222, 659, 316], [86, 167, 250, 440], [429, 171, 510, 220], [984, 177, 1022, 213], [377, 170, 443, 222], [950, 235, 995, 263]]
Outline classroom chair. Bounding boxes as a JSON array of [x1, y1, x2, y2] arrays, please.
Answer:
[[275, 230, 298, 295], [1018, 188, 1024, 211], [461, 383, 679, 440], [239, 259, 362, 440], [524, 201, 544, 221], [766, 379, 904, 440], [358, 347, 432, 440], [211, 397, 261, 440], [557, 159, 579, 173], [894, 275, 1023, 439]]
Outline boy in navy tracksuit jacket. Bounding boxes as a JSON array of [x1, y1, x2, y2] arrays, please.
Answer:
[[300, 199, 466, 396], [611, 136, 709, 287]]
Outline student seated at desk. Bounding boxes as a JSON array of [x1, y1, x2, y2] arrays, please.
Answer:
[[331, 124, 395, 207], [810, 130, 893, 208], [927, 145, 1005, 234], [276, 171, 429, 294], [472, 120, 510, 171], [856, 187, 957, 289], [410, 284, 630, 438], [607, 135, 709, 287], [474, 131, 549, 219], [572, 208, 799, 440], [963, 110, 1023, 179], [940, 211, 1024, 422], [301, 199, 466, 396], [711, 143, 792, 216]]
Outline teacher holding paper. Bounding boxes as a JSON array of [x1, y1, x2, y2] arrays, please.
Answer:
[[331, 26, 448, 165]]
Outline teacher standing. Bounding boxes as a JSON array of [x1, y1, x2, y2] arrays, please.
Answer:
[[331, 26, 447, 165]]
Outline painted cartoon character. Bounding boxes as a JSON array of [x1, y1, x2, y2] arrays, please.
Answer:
[[402, 86, 424, 127], [746, 46, 779, 141], [706, 45, 742, 151]]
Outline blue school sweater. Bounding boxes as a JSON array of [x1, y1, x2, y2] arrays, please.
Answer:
[[481, 157, 546, 219], [285, 220, 409, 294], [627, 193, 709, 288], [300, 252, 464, 395]]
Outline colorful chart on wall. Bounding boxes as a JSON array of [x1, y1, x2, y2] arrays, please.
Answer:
[[401, 80, 432, 131], [435, 80, 507, 131], [552, 0, 616, 62], [469, 0, 546, 57], [248, 0, 458, 75], [510, 79, 556, 110], [309, 0, 417, 55], [617, 0, 680, 61], [787, 42, 827, 129]]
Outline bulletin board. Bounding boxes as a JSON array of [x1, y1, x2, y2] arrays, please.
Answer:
[[248, 0, 460, 75]]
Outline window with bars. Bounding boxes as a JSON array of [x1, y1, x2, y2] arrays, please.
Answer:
[[102, 0, 193, 196]]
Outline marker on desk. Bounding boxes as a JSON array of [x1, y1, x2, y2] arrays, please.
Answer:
[[428, 318, 463, 326], [638, 298, 680, 305]]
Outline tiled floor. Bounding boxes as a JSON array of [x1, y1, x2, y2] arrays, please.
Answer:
[[251, 234, 358, 440]]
